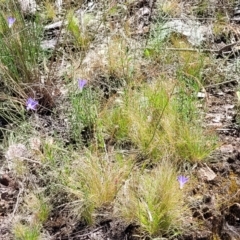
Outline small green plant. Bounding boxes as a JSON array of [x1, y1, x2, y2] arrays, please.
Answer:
[[66, 10, 93, 50], [24, 193, 51, 224], [173, 121, 217, 162], [117, 161, 188, 237], [40, 136, 68, 166], [13, 224, 41, 240], [144, 21, 168, 60], [13, 193, 51, 240], [43, 0, 57, 20], [69, 79, 100, 144], [193, 0, 209, 17], [157, 0, 182, 17]]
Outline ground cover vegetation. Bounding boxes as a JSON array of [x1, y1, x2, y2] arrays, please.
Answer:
[[0, 0, 239, 239]]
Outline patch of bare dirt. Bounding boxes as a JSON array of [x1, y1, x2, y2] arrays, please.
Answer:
[[179, 78, 240, 239], [0, 173, 19, 240]]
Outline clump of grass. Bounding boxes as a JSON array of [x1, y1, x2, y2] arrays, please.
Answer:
[[173, 122, 217, 162], [62, 150, 133, 224], [39, 136, 68, 166], [23, 193, 51, 224], [117, 160, 188, 237], [157, 0, 182, 17], [13, 193, 51, 240], [106, 36, 134, 81], [0, 3, 43, 91], [170, 35, 209, 77], [43, 0, 57, 21], [98, 80, 173, 155], [191, 0, 210, 17], [98, 79, 217, 163], [0, 0, 64, 127], [13, 224, 41, 240], [69, 79, 100, 144], [66, 9, 93, 50]]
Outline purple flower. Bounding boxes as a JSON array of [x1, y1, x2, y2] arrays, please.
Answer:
[[78, 79, 87, 91], [26, 98, 38, 111], [177, 175, 188, 189], [7, 17, 16, 28]]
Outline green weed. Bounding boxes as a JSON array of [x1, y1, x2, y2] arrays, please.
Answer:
[[13, 224, 41, 240], [23, 193, 51, 224], [69, 83, 100, 144], [13, 193, 50, 240]]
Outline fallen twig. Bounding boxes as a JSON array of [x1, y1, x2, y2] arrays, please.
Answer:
[[11, 182, 23, 221], [205, 79, 238, 88], [164, 41, 240, 55]]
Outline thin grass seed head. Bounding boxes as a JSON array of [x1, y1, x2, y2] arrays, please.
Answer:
[[7, 17, 16, 28], [26, 98, 38, 111], [177, 175, 189, 189], [78, 79, 87, 91]]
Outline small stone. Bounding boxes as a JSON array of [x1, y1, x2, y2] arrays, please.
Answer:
[[41, 39, 58, 50], [212, 115, 221, 123], [197, 165, 217, 181], [220, 144, 234, 154], [217, 91, 224, 96], [44, 21, 63, 30], [197, 92, 206, 98]]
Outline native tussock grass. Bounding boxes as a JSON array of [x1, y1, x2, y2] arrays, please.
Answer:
[[116, 160, 187, 237], [0, 0, 221, 239], [0, 0, 58, 127], [61, 150, 134, 224], [99, 79, 217, 163]]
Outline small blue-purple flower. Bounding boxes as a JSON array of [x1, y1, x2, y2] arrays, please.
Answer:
[[177, 175, 189, 189], [78, 79, 87, 91], [26, 98, 38, 111], [7, 17, 16, 28]]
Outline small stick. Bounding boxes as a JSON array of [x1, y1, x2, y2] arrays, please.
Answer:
[[205, 79, 237, 88], [11, 182, 23, 221], [164, 40, 240, 55]]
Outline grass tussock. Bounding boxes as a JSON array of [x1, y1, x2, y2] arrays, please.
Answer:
[[98, 80, 217, 163], [13, 224, 41, 240], [13, 193, 50, 240], [117, 160, 188, 237], [62, 151, 133, 223]]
